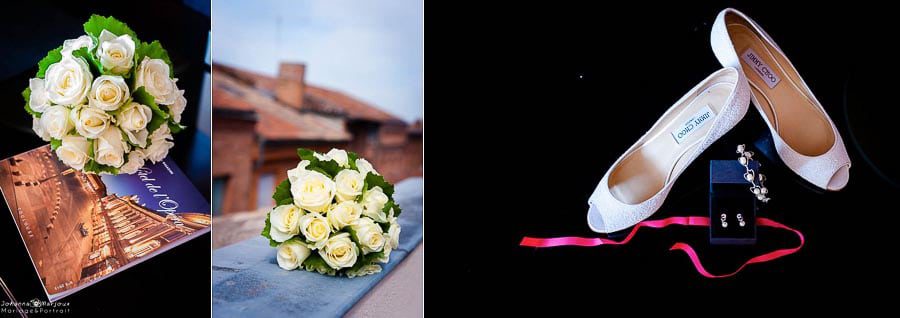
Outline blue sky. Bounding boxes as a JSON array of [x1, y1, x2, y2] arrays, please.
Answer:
[[212, 0, 424, 123]]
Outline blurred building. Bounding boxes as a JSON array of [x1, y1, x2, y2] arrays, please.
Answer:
[[212, 62, 423, 215]]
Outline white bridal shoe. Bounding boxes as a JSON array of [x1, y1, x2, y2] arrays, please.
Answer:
[[587, 67, 751, 233], [711, 8, 851, 191]]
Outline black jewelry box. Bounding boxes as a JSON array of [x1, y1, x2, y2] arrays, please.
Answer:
[[709, 160, 757, 245]]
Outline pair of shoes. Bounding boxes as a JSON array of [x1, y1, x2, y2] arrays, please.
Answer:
[[587, 8, 852, 233]]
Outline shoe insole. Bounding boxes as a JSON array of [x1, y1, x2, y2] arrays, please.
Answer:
[[608, 81, 734, 204], [727, 22, 835, 156]]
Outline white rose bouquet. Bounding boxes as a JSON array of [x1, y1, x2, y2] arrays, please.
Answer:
[[262, 148, 402, 278], [23, 15, 185, 174]]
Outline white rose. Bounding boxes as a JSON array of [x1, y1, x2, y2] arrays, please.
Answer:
[[286, 160, 311, 184], [318, 233, 358, 270], [298, 213, 331, 247], [94, 126, 127, 168], [269, 204, 303, 242], [276, 240, 311, 271], [28, 78, 51, 113], [135, 57, 179, 105], [116, 101, 153, 147], [378, 239, 393, 264], [40, 105, 73, 140], [61, 35, 93, 56], [351, 217, 385, 254], [355, 158, 379, 176], [56, 135, 91, 170], [361, 186, 390, 223], [325, 148, 349, 167], [169, 90, 187, 123], [119, 150, 146, 175], [96, 30, 135, 75], [346, 264, 382, 278], [72, 106, 111, 139], [290, 170, 335, 213], [327, 201, 362, 231], [145, 124, 174, 163], [334, 169, 364, 202], [387, 217, 401, 249], [88, 75, 130, 111], [33, 117, 50, 141], [45, 56, 92, 106]]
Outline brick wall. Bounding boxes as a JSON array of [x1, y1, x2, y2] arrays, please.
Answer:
[[212, 117, 258, 214]]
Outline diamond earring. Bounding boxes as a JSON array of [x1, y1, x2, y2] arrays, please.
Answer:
[[737, 213, 745, 227], [720, 213, 728, 228]]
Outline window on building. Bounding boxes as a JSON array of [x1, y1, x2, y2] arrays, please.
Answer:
[[257, 173, 275, 209], [212, 176, 228, 216]]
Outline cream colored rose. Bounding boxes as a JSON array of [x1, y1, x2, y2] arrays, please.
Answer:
[[61, 35, 93, 56], [33, 117, 50, 141], [45, 56, 92, 106], [355, 158, 379, 176], [334, 169, 364, 202], [72, 106, 111, 139], [40, 105, 73, 140], [88, 75, 130, 111], [325, 148, 349, 167], [270, 204, 304, 242], [56, 135, 91, 170], [387, 217, 401, 249], [298, 213, 331, 247], [290, 170, 335, 213], [362, 186, 390, 223], [96, 30, 135, 75], [169, 90, 187, 123], [327, 201, 362, 231], [318, 233, 358, 270], [94, 126, 127, 168], [351, 217, 385, 254], [119, 150, 146, 175], [145, 124, 174, 163], [117, 101, 152, 147], [29, 78, 51, 113], [277, 240, 311, 271], [286, 160, 311, 184], [135, 57, 179, 105]]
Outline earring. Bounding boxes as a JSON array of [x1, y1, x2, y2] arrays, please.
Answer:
[[720, 213, 728, 228], [737, 213, 745, 227]]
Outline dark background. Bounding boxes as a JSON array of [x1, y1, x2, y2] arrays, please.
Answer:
[[0, 0, 210, 316], [429, 0, 900, 313]]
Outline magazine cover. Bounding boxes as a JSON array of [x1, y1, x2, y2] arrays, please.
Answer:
[[0, 145, 210, 301]]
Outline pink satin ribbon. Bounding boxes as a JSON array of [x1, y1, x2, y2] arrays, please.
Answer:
[[519, 216, 804, 278]]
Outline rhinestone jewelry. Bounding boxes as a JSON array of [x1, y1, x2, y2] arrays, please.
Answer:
[[720, 213, 728, 228], [737, 213, 745, 227], [737, 144, 770, 203]]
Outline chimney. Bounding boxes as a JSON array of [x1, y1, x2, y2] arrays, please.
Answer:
[[275, 62, 306, 109]]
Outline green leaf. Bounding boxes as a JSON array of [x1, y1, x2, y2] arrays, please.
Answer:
[[84, 160, 119, 174], [383, 200, 401, 218], [364, 173, 394, 197], [261, 212, 278, 247], [71, 47, 103, 76], [83, 15, 139, 45], [168, 121, 186, 134], [347, 151, 359, 170], [36, 46, 63, 78], [133, 87, 169, 133], [316, 159, 343, 178], [50, 138, 62, 150], [297, 148, 318, 162], [348, 250, 385, 273], [23, 87, 41, 118], [134, 40, 173, 77], [272, 179, 293, 206], [301, 254, 337, 276], [308, 167, 333, 179]]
